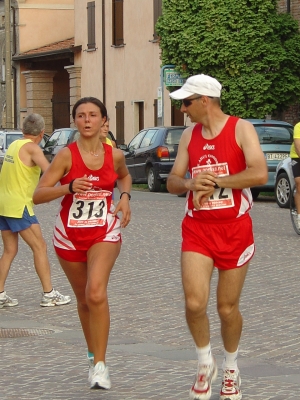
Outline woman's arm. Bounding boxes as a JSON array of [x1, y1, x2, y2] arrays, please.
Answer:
[[112, 149, 132, 227]]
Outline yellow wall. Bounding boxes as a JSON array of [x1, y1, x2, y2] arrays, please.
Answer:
[[18, 0, 74, 52], [74, 0, 173, 144]]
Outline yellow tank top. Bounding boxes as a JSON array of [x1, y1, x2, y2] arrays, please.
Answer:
[[290, 122, 300, 158], [105, 137, 113, 147], [0, 139, 41, 217]]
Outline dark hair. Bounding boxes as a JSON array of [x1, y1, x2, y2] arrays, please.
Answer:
[[23, 113, 45, 136], [72, 97, 107, 120]]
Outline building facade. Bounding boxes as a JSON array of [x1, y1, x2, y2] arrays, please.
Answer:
[[2, 0, 300, 138]]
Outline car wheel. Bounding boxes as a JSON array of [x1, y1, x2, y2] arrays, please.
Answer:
[[250, 188, 260, 200], [147, 167, 161, 192], [275, 172, 291, 208]]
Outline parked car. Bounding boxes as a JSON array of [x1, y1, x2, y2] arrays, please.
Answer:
[[120, 126, 186, 192], [246, 119, 294, 199], [0, 130, 23, 170], [274, 157, 293, 208], [42, 128, 117, 162]]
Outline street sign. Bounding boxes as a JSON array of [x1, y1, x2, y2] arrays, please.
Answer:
[[164, 69, 185, 87], [157, 87, 162, 118]]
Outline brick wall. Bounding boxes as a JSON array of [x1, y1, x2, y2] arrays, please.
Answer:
[[277, 0, 300, 124]]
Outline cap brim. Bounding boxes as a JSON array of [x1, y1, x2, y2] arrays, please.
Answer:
[[169, 88, 193, 100]]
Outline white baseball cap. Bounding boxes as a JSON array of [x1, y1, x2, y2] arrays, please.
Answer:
[[169, 74, 222, 99]]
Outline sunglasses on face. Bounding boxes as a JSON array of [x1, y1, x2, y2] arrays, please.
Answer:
[[182, 95, 203, 107]]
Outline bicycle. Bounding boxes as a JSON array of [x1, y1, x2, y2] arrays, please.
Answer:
[[290, 185, 300, 235]]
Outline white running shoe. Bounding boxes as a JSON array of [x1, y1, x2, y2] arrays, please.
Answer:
[[87, 356, 94, 382], [220, 368, 242, 400], [190, 358, 218, 399], [40, 289, 71, 307], [0, 292, 18, 308], [90, 361, 111, 390]]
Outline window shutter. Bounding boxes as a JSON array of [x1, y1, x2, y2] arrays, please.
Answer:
[[116, 101, 125, 144], [153, 0, 162, 40], [87, 1, 96, 49], [113, 0, 124, 46]]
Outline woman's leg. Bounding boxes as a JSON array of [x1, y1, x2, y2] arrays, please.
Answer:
[[86, 241, 121, 364], [57, 257, 92, 348]]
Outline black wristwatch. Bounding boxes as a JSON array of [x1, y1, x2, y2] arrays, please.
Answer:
[[120, 192, 131, 200]]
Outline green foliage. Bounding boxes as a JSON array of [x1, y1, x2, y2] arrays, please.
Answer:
[[156, 0, 300, 118]]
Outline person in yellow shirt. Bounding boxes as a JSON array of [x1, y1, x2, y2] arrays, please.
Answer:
[[99, 119, 117, 148], [290, 122, 300, 227], [0, 113, 71, 308]]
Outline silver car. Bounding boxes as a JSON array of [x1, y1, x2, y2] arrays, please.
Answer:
[[0, 130, 23, 170], [274, 157, 294, 208]]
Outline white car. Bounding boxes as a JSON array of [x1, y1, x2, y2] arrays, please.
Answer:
[[274, 157, 294, 208], [0, 130, 23, 170]]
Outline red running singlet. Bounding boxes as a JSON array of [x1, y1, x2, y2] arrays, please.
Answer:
[[186, 116, 253, 222], [53, 142, 120, 253]]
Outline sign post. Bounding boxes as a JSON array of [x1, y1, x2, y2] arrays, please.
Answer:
[[158, 65, 185, 126]]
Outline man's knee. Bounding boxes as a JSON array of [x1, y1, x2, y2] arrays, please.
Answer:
[[217, 301, 240, 322], [185, 294, 207, 317]]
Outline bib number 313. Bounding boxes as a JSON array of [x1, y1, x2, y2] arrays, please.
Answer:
[[68, 190, 112, 228]]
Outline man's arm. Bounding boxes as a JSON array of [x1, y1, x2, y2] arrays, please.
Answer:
[[30, 145, 50, 173]]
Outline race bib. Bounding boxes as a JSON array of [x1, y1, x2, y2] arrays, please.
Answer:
[[192, 163, 234, 210], [68, 190, 112, 228]]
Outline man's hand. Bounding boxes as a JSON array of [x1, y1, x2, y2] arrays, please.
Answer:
[[192, 187, 215, 210], [188, 171, 217, 192]]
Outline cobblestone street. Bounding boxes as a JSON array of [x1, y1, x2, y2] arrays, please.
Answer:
[[0, 191, 299, 399]]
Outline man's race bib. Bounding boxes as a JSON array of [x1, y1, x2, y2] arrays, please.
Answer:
[[68, 190, 112, 228], [192, 163, 234, 210]]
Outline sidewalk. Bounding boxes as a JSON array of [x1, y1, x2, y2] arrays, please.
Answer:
[[0, 193, 299, 399]]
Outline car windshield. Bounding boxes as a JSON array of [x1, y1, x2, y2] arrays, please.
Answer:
[[164, 129, 184, 145], [254, 125, 293, 145]]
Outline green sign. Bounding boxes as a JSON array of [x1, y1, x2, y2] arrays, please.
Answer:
[[164, 69, 185, 87]]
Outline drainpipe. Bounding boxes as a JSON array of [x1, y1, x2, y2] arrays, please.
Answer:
[[5, 0, 13, 128], [102, 0, 106, 105], [160, 64, 174, 126], [287, 0, 290, 13]]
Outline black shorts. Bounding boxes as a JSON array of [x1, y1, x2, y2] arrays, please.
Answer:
[[291, 158, 300, 179]]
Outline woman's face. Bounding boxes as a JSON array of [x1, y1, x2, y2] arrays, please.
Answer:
[[99, 121, 109, 138], [74, 102, 105, 137]]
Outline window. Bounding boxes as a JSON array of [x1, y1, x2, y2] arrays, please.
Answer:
[[112, 0, 124, 46], [140, 129, 158, 148], [128, 131, 146, 151], [153, 0, 162, 40], [87, 1, 96, 50]]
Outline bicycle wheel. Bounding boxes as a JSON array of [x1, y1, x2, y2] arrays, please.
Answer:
[[290, 187, 300, 235]]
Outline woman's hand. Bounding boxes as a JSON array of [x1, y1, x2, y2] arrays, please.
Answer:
[[113, 196, 131, 228]]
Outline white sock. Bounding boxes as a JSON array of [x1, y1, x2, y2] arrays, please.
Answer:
[[196, 343, 213, 366], [222, 348, 238, 370]]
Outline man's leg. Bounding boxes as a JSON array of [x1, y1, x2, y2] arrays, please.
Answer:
[[0, 230, 19, 307], [18, 223, 52, 292], [181, 251, 214, 346], [294, 176, 300, 215], [217, 263, 248, 400], [182, 251, 217, 400], [0, 230, 18, 292], [217, 263, 248, 353]]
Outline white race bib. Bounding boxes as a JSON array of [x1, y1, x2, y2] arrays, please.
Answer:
[[68, 190, 112, 228], [192, 163, 234, 210]]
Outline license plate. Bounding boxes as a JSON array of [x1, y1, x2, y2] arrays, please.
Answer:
[[266, 153, 289, 160]]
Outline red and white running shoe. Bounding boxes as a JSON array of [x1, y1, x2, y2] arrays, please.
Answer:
[[220, 368, 242, 400], [189, 358, 218, 400]]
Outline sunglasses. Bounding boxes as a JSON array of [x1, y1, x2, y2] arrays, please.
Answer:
[[182, 95, 203, 107]]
